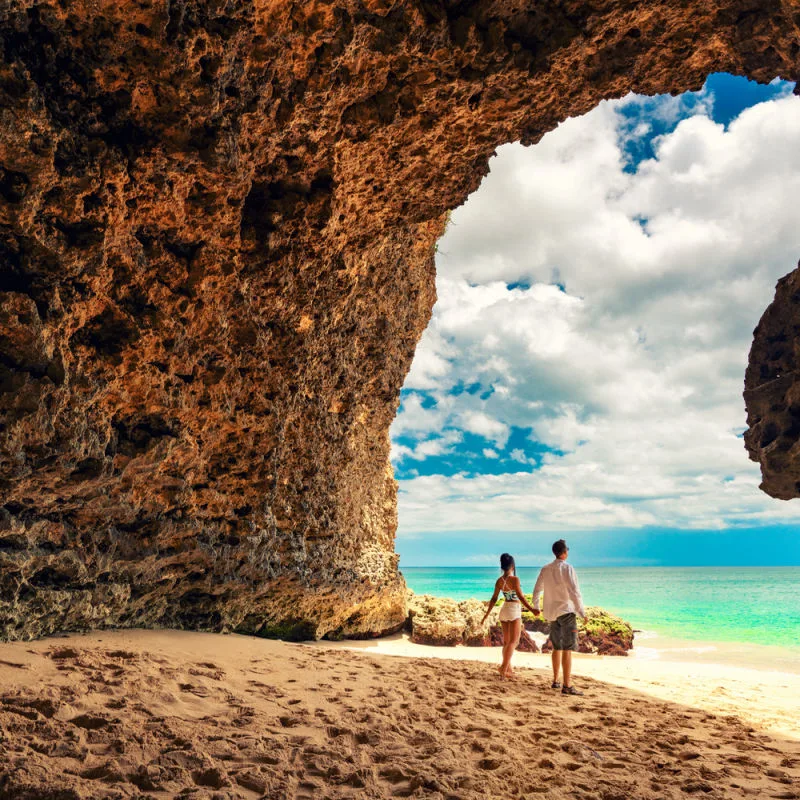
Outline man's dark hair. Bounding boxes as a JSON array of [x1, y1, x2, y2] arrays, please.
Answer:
[[552, 539, 568, 557]]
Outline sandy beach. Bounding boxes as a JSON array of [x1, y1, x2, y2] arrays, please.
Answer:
[[1, 629, 798, 799], [322, 632, 800, 741]]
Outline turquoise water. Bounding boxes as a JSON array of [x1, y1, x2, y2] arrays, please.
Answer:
[[403, 566, 800, 651]]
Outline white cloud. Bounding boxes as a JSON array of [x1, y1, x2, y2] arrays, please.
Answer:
[[457, 410, 510, 448], [391, 89, 800, 533], [392, 428, 463, 463]]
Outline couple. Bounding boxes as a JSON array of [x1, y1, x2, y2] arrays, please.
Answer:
[[481, 540, 585, 695]]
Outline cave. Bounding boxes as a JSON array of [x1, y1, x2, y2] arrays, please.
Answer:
[[1, 0, 799, 641]]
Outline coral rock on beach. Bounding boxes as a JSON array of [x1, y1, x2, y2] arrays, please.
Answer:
[[409, 595, 632, 654], [745, 263, 800, 499], [538, 607, 634, 655], [407, 592, 490, 646]]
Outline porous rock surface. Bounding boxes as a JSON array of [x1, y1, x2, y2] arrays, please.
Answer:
[[745, 263, 800, 500], [536, 607, 635, 656], [407, 592, 491, 646], [1, 0, 799, 640], [407, 592, 539, 650]]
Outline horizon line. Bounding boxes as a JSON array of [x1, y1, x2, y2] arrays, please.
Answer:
[[400, 563, 800, 569]]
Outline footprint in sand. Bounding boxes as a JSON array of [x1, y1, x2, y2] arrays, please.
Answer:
[[179, 683, 211, 698], [105, 650, 138, 661], [0, 659, 29, 669], [69, 713, 112, 730], [192, 766, 228, 789], [48, 647, 80, 660]]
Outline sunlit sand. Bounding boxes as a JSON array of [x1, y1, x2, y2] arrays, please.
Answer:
[[1, 629, 798, 798]]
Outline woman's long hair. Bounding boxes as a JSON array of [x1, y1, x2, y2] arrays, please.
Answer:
[[500, 553, 515, 574]]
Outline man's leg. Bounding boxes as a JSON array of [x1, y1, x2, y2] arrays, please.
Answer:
[[551, 649, 561, 682], [562, 650, 572, 688]]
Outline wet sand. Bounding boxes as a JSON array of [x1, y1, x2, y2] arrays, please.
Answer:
[[1, 629, 799, 798]]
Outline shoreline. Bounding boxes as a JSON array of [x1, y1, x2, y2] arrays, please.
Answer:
[[404, 585, 800, 674], [624, 629, 800, 672], [403, 565, 800, 654]]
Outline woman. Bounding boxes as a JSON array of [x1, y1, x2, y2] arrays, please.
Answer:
[[481, 553, 538, 679]]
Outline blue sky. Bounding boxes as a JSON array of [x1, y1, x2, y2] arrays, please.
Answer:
[[391, 73, 800, 567]]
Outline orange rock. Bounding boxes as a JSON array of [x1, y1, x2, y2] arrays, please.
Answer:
[[1, 0, 797, 640]]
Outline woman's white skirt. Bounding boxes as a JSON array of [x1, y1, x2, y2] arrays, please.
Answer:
[[498, 601, 521, 622]]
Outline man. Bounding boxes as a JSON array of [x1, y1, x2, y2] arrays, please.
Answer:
[[532, 539, 586, 696]]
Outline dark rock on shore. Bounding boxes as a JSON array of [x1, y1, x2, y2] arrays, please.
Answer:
[[489, 624, 539, 653]]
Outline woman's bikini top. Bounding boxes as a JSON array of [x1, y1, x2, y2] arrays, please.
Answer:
[[500, 576, 519, 602]]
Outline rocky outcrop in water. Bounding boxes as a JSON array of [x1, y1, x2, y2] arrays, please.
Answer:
[[1, 0, 799, 640]]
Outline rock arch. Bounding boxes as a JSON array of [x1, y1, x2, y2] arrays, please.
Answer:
[[1, 0, 798, 639]]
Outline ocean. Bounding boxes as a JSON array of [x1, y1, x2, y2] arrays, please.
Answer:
[[402, 565, 800, 652]]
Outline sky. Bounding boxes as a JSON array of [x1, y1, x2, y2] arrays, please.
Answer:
[[390, 73, 800, 567]]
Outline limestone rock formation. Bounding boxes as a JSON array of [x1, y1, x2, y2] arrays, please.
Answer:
[[407, 592, 491, 646], [1, 0, 799, 640], [536, 607, 634, 655], [745, 263, 800, 500], [407, 594, 630, 654]]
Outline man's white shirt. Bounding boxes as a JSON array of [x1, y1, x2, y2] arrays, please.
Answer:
[[532, 559, 586, 621]]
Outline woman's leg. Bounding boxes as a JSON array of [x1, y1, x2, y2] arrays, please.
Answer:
[[505, 618, 522, 676], [501, 619, 521, 677], [500, 621, 513, 677]]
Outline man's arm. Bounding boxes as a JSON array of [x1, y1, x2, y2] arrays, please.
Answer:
[[531, 568, 545, 615], [567, 564, 586, 618]]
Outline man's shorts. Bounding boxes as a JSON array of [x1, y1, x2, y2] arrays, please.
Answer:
[[550, 612, 578, 651]]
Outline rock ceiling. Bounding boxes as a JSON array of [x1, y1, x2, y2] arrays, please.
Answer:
[[1, 0, 798, 639]]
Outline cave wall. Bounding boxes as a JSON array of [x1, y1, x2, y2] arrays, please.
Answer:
[[1, 0, 799, 640]]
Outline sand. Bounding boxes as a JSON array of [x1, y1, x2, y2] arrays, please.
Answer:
[[1, 629, 799, 799], [321, 632, 800, 741]]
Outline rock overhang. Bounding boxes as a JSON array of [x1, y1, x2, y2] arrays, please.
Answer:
[[0, 0, 798, 640]]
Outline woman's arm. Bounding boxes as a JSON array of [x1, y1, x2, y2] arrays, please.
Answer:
[[513, 577, 538, 615], [481, 582, 501, 623]]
